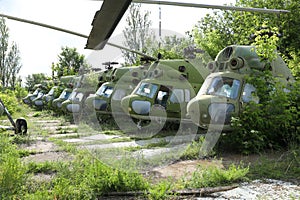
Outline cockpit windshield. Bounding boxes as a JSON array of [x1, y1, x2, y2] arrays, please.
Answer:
[[200, 77, 241, 99], [68, 91, 77, 100], [59, 90, 71, 99], [33, 89, 40, 95], [135, 82, 158, 98], [48, 88, 55, 95], [96, 85, 114, 98]]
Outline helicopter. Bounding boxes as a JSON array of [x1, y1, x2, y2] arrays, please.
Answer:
[[42, 75, 76, 108], [22, 83, 45, 105], [51, 75, 80, 113], [120, 57, 210, 127], [60, 69, 104, 114], [0, 1, 290, 131], [186, 45, 295, 131], [84, 61, 151, 121]]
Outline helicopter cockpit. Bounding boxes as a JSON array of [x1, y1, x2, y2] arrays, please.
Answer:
[[201, 76, 241, 99]]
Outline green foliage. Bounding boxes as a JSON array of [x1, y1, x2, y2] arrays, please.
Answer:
[[251, 25, 280, 61], [284, 51, 300, 80], [224, 71, 300, 154], [0, 90, 20, 115], [180, 137, 205, 160], [122, 4, 154, 65], [0, 17, 22, 89], [191, 0, 300, 60], [48, 151, 148, 199], [150, 35, 194, 59], [182, 164, 249, 188], [0, 135, 28, 198], [147, 180, 173, 200], [248, 148, 300, 181], [27, 161, 63, 174], [25, 73, 49, 91], [14, 85, 28, 99]]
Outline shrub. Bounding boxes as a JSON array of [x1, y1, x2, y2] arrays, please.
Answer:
[[182, 164, 249, 188], [222, 71, 300, 154], [0, 90, 20, 115]]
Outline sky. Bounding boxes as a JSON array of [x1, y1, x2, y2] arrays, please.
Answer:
[[0, 0, 235, 80]]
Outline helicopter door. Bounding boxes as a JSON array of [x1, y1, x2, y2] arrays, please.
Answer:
[[167, 88, 191, 119], [154, 85, 170, 108]]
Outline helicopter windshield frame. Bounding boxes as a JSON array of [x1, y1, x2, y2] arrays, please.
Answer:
[[135, 82, 158, 98], [96, 85, 114, 98], [199, 76, 241, 99]]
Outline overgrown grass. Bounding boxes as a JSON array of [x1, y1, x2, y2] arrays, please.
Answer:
[[181, 164, 249, 189], [247, 148, 300, 183], [0, 135, 28, 198], [21, 151, 149, 199]]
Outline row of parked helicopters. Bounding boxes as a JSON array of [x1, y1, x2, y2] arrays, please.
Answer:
[[22, 44, 295, 133], [1, 0, 294, 134]]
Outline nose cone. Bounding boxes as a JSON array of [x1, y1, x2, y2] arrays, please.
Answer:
[[84, 95, 95, 111], [187, 97, 202, 127], [121, 95, 131, 114], [187, 95, 218, 129]]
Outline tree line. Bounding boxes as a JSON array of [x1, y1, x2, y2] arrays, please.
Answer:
[[0, 18, 22, 90]]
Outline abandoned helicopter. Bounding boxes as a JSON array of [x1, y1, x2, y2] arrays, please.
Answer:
[[84, 61, 151, 120], [0, 0, 290, 133], [186, 45, 295, 131]]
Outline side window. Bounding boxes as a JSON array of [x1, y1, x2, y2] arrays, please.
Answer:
[[185, 89, 190, 102], [76, 93, 84, 101], [242, 83, 258, 103], [170, 89, 184, 103]]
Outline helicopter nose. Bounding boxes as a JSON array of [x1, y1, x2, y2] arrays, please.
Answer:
[[121, 96, 131, 114], [66, 103, 81, 113], [93, 99, 107, 111], [187, 98, 202, 126]]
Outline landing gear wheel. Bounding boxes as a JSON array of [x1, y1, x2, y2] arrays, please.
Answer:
[[15, 118, 27, 135]]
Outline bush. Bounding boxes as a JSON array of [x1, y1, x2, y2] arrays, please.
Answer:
[[182, 164, 249, 188], [222, 71, 300, 154], [0, 90, 20, 115]]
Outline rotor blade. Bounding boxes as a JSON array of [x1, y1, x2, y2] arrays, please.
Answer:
[[85, 0, 132, 50], [132, 0, 290, 14], [0, 13, 156, 61]]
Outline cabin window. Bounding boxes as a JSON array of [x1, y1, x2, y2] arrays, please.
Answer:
[[170, 89, 184, 103], [37, 92, 44, 98], [96, 85, 114, 98], [135, 82, 158, 98], [75, 93, 84, 102], [242, 83, 258, 103], [185, 89, 191, 102], [206, 77, 241, 99], [68, 91, 77, 100], [155, 85, 170, 108], [112, 89, 126, 100], [59, 90, 71, 99]]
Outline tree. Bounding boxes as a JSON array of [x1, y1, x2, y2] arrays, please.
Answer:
[[0, 17, 22, 89], [192, 0, 300, 62], [52, 46, 89, 78], [6, 42, 22, 90], [122, 4, 155, 65], [25, 73, 48, 91], [150, 35, 195, 59]]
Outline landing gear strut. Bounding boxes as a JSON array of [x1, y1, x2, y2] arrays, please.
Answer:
[[0, 98, 27, 134]]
